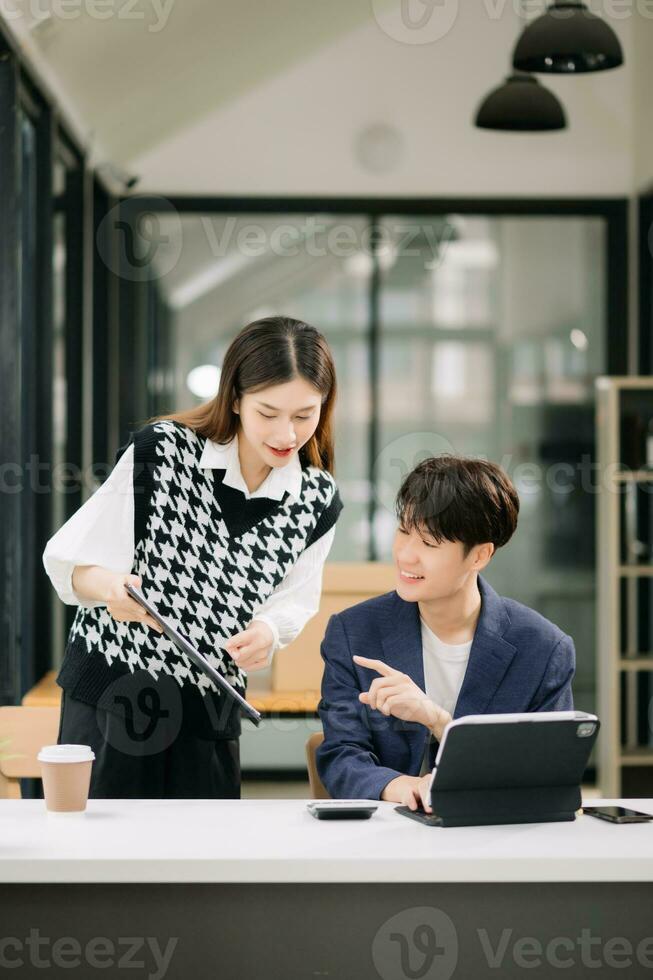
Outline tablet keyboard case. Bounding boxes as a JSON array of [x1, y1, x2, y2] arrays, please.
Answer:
[[414, 717, 599, 828]]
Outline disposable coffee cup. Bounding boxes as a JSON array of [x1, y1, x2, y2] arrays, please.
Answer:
[[37, 744, 95, 814]]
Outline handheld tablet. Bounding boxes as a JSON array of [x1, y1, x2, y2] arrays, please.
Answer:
[[125, 583, 262, 727]]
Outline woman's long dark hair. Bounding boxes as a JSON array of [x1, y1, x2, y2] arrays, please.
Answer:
[[149, 316, 337, 473]]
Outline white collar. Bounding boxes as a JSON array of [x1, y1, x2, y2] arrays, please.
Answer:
[[198, 432, 303, 502]]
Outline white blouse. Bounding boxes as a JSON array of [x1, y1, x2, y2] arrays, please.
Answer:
[[42, 434, 336, 662]]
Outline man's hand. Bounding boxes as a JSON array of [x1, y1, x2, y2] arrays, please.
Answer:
[[224, 620, 274, 672], [403, 773, 433, 813], [380, 773, 433, 812], [353, 655, 451, 739]]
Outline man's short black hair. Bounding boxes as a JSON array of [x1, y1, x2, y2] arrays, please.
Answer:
[[395, 454, 519, 557]]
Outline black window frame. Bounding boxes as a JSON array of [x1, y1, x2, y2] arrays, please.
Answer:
[[0, 30, 96, 706]]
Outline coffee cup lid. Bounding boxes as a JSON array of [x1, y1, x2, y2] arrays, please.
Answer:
[[37, 744, 95, 764]]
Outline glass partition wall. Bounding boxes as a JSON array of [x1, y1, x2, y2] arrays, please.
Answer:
[[129, 200, 626, 718], [376, 214, 606, 715]]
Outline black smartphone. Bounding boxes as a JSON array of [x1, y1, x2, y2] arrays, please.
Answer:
[[583, 805, 653, 824], [307, 802, 378, 820]]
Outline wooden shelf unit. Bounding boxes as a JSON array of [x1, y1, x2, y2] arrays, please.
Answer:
[[596, 376, 653, 796]]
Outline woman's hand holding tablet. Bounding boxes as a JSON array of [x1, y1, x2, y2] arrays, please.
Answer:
[[125, 583, 262, 726]]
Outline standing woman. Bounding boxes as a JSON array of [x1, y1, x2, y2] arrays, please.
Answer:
[[43, 316, 343, 799]]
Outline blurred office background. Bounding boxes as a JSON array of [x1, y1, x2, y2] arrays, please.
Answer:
[[2, 0, 653, 795]]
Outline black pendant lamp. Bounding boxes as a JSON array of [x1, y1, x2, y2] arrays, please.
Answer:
[[475, 73, 566, 131], [513, 1, 623, 74]]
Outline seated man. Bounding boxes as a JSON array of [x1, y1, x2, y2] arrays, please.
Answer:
[[316, 454, 575, 812]]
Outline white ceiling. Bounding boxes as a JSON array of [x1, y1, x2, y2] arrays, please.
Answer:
[[24, 0, 381, 163], [7, 0, 652, 196]]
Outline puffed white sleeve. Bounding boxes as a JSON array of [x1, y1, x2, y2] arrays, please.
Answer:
[[253, 524, 336, 662], [42, 443, 136, 608]]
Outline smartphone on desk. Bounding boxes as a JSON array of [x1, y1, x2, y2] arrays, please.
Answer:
[[307, 801, 378, 820], [583, 805, 653, 824]]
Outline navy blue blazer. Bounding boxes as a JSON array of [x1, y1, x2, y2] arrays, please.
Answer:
[[316, 574, 576, 800]]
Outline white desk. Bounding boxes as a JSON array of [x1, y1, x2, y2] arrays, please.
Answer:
[[2, 798, 652, 979], [1, 797, 652, 884]]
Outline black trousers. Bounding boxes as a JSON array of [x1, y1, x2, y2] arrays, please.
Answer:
[[57, 689, 241, 800]]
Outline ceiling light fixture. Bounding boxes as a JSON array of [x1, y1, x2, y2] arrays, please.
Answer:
[[512, 1, 623, 74]]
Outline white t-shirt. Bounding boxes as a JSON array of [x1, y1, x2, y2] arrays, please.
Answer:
[[420, 616, 472, 717], [418, 618, 472, 776]]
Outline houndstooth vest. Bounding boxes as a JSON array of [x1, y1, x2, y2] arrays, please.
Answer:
[[57, 420, 342, 738]]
